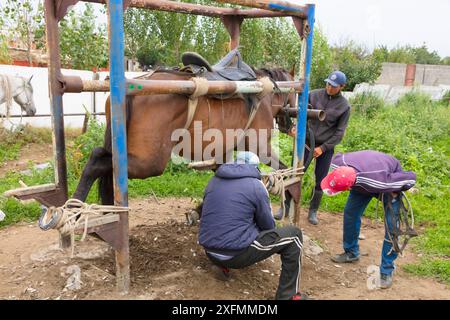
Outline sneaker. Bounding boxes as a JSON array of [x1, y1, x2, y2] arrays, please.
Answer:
[[380, 273, 393, 289], [273, 208, 284, 221], [291, 292, 309, 300], [211, 264, 231, 281], [331, 252, 360, 263]]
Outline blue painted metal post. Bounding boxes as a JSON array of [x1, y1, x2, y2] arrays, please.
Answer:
[[108, 0, 130, 293], [294, 4, 315, 226], [296, 4, 315, 163]]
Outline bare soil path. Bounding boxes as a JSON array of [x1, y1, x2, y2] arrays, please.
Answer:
[[0, 197, 448, 300]]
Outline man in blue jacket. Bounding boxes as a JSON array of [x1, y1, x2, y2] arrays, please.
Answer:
[[320, 150, 417, 289], [199, 151, 306, 300]]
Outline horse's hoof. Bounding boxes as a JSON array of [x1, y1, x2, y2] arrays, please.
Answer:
[[185, 210, 199, 226], [38, 206, 61, 231]]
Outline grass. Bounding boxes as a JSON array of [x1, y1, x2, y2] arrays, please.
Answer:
[[0, 92, 448, 285], [403, 259, 450, 285]]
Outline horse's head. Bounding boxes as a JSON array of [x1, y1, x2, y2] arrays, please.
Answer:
[[13, 76, 36, 116], [255, 68, 296, 133]]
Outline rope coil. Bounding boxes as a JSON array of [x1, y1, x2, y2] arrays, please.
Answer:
[[381, 192, 418, 255], [262, 167, 304, 217], [39, 199, 129, 257]]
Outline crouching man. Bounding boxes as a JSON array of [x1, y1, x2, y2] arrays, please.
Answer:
[[199, 151, 307, 300]]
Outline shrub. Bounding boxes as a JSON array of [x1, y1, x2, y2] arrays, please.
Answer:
[[349, 92, 385, 118]]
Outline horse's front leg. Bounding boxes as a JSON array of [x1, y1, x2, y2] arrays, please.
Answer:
[[266, 145, 301, 220], [73, 147, 112, 202]]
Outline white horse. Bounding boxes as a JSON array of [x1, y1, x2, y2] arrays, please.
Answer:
[[0, 74, 36, 116]]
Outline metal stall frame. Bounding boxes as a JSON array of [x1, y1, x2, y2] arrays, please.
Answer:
[[6, 0, 315, 293]]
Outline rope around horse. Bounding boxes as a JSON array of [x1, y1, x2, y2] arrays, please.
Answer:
[[39, 199, 129, 257]]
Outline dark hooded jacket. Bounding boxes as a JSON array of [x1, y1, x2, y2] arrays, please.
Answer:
[[199, 164, 275, 256], [308, 88, 351, 152]]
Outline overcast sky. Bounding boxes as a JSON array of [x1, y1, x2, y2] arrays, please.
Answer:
[[25, 0, 450, 58], [307, 0, 450, 57]]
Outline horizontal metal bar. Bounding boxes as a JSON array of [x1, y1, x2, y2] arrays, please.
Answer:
[[215, 0, 307, 17], [286, 108, 326, 121], [2, 112, 106, 118], [65, 77, 304, 95], [85, 0, 297, 18]]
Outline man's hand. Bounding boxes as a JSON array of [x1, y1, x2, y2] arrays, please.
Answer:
[[313, 146, 323, 158], [288, 126, 296, 137]]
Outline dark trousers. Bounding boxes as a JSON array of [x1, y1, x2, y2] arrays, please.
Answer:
[[304, 147, 335, 191], [284, 147, 335, 205], [206, 226, 303, 300]]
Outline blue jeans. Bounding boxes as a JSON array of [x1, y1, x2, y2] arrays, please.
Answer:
[[343, 190, 400, 276]]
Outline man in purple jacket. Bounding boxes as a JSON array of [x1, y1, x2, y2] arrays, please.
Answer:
[[320, 150, 417, 289], [199, 151, 306, 300]]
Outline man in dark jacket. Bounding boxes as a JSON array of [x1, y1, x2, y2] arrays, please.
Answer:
[[321, 150, 417, 289], [275, 71, 350, 225], [199, 151, 306, 300]]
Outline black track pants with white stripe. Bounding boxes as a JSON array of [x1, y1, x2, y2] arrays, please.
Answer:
[[207, 226, 303, 300]]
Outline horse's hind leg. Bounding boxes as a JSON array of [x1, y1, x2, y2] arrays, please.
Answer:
[[73, 147, 112, 202]]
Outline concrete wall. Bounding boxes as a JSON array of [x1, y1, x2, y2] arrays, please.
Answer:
[[376, 62, 450, 86], [342, 83, 450, 104], [0, 64, 146, 128]]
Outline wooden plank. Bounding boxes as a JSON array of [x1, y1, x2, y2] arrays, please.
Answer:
[[73, 215, 120, 233], [3, 183, 56, 197]]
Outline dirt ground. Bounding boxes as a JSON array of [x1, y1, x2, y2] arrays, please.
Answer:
[[0, 196, 449, 300], [0, 143, 52, 177]]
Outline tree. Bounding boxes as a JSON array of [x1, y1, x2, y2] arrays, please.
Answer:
[[124, 2, 198, 67], [442, 57, 450, 66], [58, 4, 108, 70], [373, 44, 443, 66], [0, 0, 44, 66], [332, 40, 382, 91], [124, 1, 302, 70], [412, 44, 441, 65], [310, 27, 333, 89], [0, 17, 12, 64]]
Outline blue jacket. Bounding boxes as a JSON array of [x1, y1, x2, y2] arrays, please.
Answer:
[[331, 150, 416, 194], [199, 164, 275, 256]]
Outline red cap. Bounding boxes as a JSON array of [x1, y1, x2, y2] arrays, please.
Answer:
[[321, 166, 357, 196]]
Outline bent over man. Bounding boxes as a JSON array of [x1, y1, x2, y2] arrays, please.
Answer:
[[321, 150, 417, 288], [199, 151, 306, 300]]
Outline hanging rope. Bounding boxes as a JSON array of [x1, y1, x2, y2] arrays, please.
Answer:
[[262, 167, 304, 217], [381, 192, 418, 255], [184, 77, 209, 130], [39, 199, 129, 257]]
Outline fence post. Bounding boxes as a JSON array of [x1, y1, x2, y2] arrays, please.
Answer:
[[107, 0, 130, 294], [294, 4, 315, 227]]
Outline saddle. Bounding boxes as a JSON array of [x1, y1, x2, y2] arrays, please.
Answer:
[[181, 48, 257, 82]]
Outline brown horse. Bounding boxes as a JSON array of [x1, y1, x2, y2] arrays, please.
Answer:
[[73, 67, 296, 204]]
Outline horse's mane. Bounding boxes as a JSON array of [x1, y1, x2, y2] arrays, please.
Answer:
[[254, 67, 292, 81]]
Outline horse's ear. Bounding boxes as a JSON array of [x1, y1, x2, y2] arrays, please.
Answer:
[[28, 75, 33, 83], [289, 64, 296, 78]]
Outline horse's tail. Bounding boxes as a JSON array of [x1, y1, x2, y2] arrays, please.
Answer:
[[98, 96, 134, 205]]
